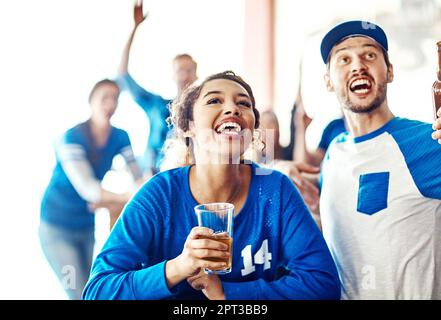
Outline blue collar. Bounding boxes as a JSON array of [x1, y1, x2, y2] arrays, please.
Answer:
[[352, 117, 399, 143]]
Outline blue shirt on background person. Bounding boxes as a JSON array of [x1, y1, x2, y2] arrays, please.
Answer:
[[117, 73, 171, 173], [41, 121, 137, 230], [39, 78, 143, 300], [318, 117, 346, 152]]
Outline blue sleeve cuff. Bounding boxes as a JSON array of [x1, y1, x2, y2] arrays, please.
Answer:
[[132, 261, 175, 300]]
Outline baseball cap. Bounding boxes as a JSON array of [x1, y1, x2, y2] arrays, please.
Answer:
[[320, 20, 388, 64]]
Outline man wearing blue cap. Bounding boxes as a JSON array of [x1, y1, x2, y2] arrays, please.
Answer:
[[318, 20, 441, 299]]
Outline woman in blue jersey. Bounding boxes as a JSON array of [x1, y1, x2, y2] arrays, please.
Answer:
[[83, 71, 340, 300], [39, 79, 143, 300]]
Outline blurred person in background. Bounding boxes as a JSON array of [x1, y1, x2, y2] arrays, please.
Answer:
[[293, 93, 347, 167], [255, 110, 321, 221], [39, 79, 143, 300], [257, 110, 294, 162], [117, 0, 198, 175]]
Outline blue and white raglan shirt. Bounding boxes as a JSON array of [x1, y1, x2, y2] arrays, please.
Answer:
[[118, 73, 172, 173], [320, 117, 441, 299], [40, 121, 140, 230], [82, 163, 340, 300]]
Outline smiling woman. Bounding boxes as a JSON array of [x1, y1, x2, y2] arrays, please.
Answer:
[[166, 71, 260, 168], [82, 71, 341, 300]]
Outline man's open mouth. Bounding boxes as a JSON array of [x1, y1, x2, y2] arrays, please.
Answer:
[[349, 77, 373, 95]]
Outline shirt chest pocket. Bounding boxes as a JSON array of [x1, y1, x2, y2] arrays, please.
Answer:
[[357, 172, 390, 215]]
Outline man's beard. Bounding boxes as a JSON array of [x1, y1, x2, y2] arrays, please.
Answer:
[[339, 82, 387, 114]]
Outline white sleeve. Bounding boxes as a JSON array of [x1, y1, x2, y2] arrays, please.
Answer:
[[119, 145, 143, 181], [57, 144, 102, 203]]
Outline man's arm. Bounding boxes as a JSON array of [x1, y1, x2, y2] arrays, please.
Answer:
[[118, 1, 147, 76], [117, 1, 168, 115], [57, 143, 131, 208]]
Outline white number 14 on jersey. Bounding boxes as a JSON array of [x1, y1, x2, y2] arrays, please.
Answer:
[[241, 239, 272, 276]]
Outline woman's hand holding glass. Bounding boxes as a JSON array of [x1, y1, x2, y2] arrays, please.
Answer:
[[165, 227, 230, 289]]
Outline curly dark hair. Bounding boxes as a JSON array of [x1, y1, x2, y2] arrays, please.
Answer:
[[168, 71, 260, 133]]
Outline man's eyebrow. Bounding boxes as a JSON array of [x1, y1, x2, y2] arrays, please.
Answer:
[[334, 46, 349, 55], [334, 43, 380, 55], [362, 43, 380, 50]]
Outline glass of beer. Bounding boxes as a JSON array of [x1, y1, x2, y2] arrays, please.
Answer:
[[194, 202, 234, 274]]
